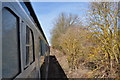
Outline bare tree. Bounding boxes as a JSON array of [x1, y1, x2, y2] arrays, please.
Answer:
[[87, 2, 120, 78], [51, 13, 81, 49]]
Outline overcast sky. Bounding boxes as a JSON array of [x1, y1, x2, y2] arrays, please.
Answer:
[[31, 2, 89, 45]]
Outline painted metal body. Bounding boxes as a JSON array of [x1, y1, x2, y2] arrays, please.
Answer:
[[2, 1, 49, 79]]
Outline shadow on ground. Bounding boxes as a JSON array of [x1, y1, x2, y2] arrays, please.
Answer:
[[41, 55, 68, 80]]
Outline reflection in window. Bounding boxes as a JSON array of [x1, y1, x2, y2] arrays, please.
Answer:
[[2, 8, 20, 78]]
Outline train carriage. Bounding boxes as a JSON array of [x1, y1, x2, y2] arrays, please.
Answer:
[[1, 0, 50, 79]]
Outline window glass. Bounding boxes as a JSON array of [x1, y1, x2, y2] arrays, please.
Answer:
[[40, 40, 42, 56], [40, 40, 45, 56], [2, 8, 20, 78], [39, 39, 41, 56], [26, 26, 34, 66]]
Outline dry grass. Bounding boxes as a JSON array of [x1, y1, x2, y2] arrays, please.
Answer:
[[50, 48, 92, 78]]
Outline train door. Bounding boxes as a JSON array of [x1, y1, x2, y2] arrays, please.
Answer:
[[37, 38, 42, 79], [21, 21, 36, 78], [18, 19, 36, 78], [39, 39, 47, 79], [39, 39, 43, 78]]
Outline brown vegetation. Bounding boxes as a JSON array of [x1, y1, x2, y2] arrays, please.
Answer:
[[51, 2, 120, 78]]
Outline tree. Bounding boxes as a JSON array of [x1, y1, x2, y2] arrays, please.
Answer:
[[59, 26, 92, 70], [87, 2, 120, 78], [51, 13, 81, 49]]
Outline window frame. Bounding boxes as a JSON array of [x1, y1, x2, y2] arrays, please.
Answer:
[[24, 25, 35, 69], [2, 7, 21, 79]]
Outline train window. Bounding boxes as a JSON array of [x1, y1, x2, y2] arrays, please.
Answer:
[[39, 39, 41, 56], [25, 26, 34, 66], [2, 8, 21, 78], [40, 40, 43, 56], [40, 40, 45, 56]]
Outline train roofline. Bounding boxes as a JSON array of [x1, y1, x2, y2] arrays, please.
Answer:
[[23, 1, 49, 44]]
